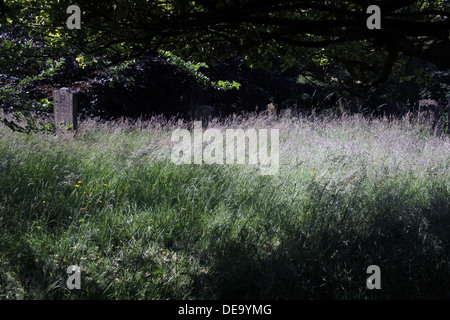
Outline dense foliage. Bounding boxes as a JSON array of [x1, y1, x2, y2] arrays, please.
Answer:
[[1, 1, 449, 301], [1, 1, 449, 131], [1, 113, 449, 299]]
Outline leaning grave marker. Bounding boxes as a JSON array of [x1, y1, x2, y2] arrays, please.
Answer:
[[53, 88, 79, 130]]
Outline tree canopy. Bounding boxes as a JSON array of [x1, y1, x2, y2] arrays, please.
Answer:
[[1, 1, 449, 134], [3, 0, 449, 86]]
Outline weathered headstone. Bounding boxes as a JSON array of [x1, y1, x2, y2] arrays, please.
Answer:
[[266, 102, 277, 117], [418, 99, 443, 130], [53, 88, 79, 130], [448, 97, 450, 134]]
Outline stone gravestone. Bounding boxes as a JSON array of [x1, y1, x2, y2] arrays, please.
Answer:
[[448, 97, 450, 135], [418, 99, 444, 130], [53, 88, 79, 130]]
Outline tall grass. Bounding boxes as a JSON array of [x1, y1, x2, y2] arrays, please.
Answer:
[[0, 111, 449, 299]]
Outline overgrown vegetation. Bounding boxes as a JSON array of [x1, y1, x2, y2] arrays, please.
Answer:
[[1, 1, 449, 134], [1, 1, 449, 300], [1, 112, 448, 299]]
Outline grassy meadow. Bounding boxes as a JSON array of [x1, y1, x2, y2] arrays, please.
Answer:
[[0, 111, 449, 299]]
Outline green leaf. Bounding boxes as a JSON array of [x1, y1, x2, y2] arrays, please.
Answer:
[[152, 268, 163, 275]]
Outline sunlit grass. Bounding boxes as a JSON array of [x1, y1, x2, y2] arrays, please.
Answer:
[[0, 111, 449, 299]]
